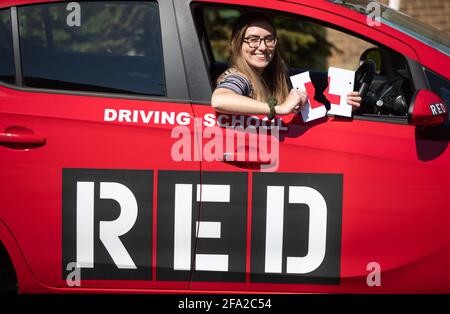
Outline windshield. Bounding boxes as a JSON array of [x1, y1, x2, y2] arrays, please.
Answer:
[[327, 0, 450, 56]]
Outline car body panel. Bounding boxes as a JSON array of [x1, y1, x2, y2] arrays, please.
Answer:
[[188, 104, 450, 292], [0, 0, 449, 293], [0, 86, 199, 290]]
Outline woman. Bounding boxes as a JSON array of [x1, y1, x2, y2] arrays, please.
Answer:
[[211, 13, 362, 119]]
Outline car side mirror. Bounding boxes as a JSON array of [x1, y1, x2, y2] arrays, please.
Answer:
[[408, 89, 448, 126], [360, 47, 381, 74]]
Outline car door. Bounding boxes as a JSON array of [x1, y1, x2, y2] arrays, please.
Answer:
[[0, 0, 199, 291], [175, 0, 450, 293]]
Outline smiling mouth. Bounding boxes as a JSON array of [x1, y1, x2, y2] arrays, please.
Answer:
[[255, 52, 270, 60]]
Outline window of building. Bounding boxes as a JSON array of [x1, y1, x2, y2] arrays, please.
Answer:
[[18, 1, 165, 96]]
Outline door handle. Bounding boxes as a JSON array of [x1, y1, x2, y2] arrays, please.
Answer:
[[0, 127, 46, 149], [222, 151, 273, 165]]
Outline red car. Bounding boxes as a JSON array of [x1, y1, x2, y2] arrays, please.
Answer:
[[0, 0, 449, 294]]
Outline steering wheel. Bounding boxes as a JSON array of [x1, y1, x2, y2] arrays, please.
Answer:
[[354, 60, 376, 98]]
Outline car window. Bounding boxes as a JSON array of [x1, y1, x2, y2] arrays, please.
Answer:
[[201, 6, 412, 119], [0, 9, 15, 85], [203, 7, 375, 72], [18, 1, 165, 96], [327, 0, 450, 56]]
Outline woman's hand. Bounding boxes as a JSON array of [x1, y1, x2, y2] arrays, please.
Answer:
[[277, 89, 307, 115], [277, 90, 361, 115], [347, 91, 362, 112]]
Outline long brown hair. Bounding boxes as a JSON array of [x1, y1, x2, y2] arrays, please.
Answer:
[[229, 12, 289, 103]]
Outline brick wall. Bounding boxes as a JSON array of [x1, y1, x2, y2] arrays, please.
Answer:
[[401, 0, 450, 33], [326, 0, 450, 70]]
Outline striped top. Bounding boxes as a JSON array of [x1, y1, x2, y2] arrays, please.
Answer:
[[215, 68, 254, 98]]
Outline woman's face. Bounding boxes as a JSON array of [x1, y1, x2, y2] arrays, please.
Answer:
[[241, 21, 276, 73]]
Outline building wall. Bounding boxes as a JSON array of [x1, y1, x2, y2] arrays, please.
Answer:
[[326, 0, 450, 70], [401, 0, 450, 33]]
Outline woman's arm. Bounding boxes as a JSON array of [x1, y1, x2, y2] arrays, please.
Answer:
[[211, 88, 361, 115], [211, 88, 306, 116]]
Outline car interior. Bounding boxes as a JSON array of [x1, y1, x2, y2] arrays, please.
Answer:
[[357, 46, 414, 117], [192, 4, 416, 120]]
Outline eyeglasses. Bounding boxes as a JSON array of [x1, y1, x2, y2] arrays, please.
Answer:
[[243, 35, 277, 48]]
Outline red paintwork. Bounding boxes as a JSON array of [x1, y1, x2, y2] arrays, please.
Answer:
[[0, 86, 200, 292], [191, 107, 450, 293], [0, 0, 449, 293]]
